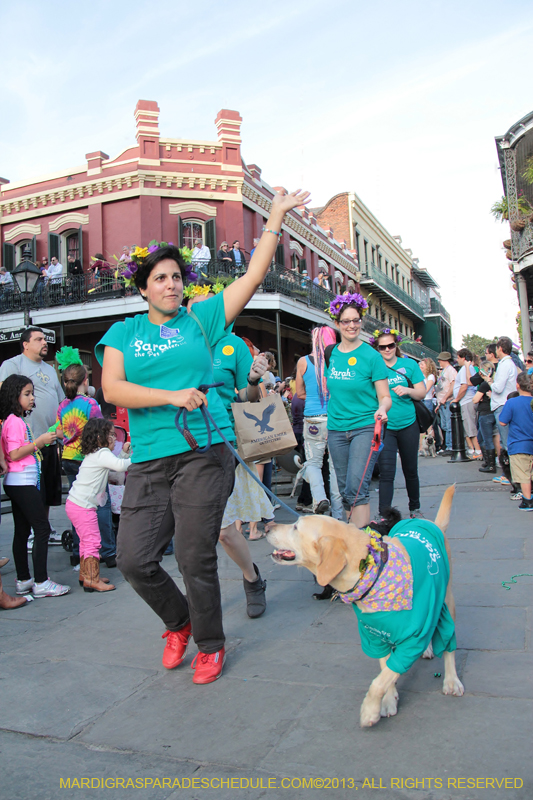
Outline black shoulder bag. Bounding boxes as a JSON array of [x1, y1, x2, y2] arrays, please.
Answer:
[[389, 366, 435, 433]]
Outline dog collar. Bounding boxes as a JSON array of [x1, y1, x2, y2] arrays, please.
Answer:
[[337, 528, 389, 603]]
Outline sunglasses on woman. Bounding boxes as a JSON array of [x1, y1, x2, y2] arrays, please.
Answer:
[[526, 359, 533, 364], [378, 342, 396, 351]]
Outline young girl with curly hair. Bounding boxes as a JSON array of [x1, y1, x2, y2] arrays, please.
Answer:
[[0, 374, 70, 598], [66, 418, 131, 592]]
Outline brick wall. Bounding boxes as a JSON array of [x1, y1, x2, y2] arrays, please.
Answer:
[[315, 193, 350, 245]]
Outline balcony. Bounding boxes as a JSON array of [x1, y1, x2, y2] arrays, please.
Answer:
[[363, 314, 441, 362], [0, 262, 336, 319], [427, 296, 451, 323], [359, 263, 425, 320]]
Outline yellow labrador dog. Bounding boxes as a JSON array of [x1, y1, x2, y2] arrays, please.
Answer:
[[267, 485, 464, 727]]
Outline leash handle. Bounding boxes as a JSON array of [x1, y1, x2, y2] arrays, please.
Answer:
[[174, 382, 225, 454]]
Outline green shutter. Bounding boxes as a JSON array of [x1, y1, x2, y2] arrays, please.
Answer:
[[178, 216, 184, 248], [48, 232, 60, 260], [300, 257, 307, 275], [2, 242, 15, 271], [31, 235, 37, 263], [275, 243, 285, 267], [205, 219, 216, 260], [77, 226, 84, 269]]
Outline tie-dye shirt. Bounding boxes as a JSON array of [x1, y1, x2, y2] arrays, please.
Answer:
[[56, 396, 103, 461]]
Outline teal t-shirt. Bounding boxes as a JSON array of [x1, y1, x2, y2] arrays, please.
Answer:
[[212, 333, 253, 431], [385, 357, 425, 431], [326, 342, 389, 431], [95, 293, 234, 463], [354, 518, 456, 674]]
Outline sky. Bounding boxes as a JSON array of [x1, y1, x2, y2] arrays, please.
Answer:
[[2, 0, 533, 348]]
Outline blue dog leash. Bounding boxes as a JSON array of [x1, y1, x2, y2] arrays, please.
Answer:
[[175, 383, 299, 519]]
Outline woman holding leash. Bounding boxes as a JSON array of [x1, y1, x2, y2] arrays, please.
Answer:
[[371, 329, 426, 519], [326, 294, 391, 528], [97, 189, 309, 684], [185, 281, 273, 618]]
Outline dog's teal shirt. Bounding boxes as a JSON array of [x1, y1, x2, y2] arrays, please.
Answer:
[[353, 518, 456, 674]]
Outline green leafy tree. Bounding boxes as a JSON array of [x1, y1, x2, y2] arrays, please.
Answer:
[[461, 334, 498, 359]]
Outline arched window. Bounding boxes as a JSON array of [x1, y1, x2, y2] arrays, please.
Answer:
[[181, 219, 205, 250]]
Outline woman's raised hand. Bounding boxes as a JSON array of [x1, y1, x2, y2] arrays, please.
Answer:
[[271, 189, 311, 216], [170, 388, 208, 411]]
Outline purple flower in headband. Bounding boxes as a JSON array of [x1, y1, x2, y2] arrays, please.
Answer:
[[148, 245, 159, 253], [370, 327, 403, 347], [328, 291, 369, 319]]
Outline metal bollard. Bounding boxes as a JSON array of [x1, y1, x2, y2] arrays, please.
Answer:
[[448, 402, 471, 463]]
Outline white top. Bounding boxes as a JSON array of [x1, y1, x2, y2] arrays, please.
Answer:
[[0, 271, 13, 286], [45, 262, 63, 283], [68, 447, 131, 510], [490, 355, 518, 410], [453, 365, 477, 406], [191, 245, 211, 265], [424, 373, 436, 400]]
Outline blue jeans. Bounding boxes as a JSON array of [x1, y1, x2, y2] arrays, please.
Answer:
[[494, 405, 508, 450], [477, 413, 496, 452], [303, 418, 343, 519], [328, 424, 379, 510], [439, 402, 452, 448]]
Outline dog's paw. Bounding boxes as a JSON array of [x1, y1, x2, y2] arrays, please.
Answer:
[[422, 642, 434, 659], [380, 688, 399, 718], [443, 676, 464, 696], [360, 696, 382, 728]]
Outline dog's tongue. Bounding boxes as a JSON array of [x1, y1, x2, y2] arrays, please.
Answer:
[[273, 549, 296, 561]]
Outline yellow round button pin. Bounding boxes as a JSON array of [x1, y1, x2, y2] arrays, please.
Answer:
[[222, 345, 234, 356], [348, 357, 357, 366]]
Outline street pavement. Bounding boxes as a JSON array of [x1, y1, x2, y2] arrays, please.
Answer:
[[0, 457, 531, 800]]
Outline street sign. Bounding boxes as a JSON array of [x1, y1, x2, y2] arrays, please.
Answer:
[[0, 327, 56, 345]]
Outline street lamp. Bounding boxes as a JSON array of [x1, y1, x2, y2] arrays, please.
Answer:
[[12, 245, 41, 325]]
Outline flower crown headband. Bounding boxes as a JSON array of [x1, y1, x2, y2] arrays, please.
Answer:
[[327, 292, 369, 320], [114, 241, 195, 287], [182, 280, 225, 300], [369, 328, 403, 347]]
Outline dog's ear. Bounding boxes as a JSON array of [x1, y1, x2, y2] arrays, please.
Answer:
[[316, 536, 348, 586]]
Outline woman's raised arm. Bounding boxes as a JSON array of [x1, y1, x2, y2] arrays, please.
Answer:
[[222, 189, 310, 326]]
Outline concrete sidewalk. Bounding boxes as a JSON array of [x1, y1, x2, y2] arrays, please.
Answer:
[[1, 458, 531, 800]]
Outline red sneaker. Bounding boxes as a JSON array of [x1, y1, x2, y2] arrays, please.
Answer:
[[161, 622, 192, 669], [191, 647, 226, 684]]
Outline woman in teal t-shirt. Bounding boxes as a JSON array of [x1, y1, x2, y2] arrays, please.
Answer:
[[371, 329, 426, 519], [186, 284, 273, 619], [326, 293, 391, 528], [96, 189, 310, 686]]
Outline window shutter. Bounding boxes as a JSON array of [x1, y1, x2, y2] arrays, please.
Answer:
[[300, 257, 306, 275], [78, 226, 84, 269], [275, 243, 285, 266], [48, 232, 60, 261], [178, 216, 184, 248], [205, 219, 216, 261], [2, 242, 15, 271], [31, 235, 37, 263]]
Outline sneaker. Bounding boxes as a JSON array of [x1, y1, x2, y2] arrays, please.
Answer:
[[500, 477, 511, 486], [510, 492, 523, 501], [472, 451, 483, 460], [410, 509, 424, 519], [315, 499, 330, 515], [191, 647, 226, 684], [438, 449, 453, 457], [15, 577, 34, 595], [518, 498, 533, 511], [27, 533, 34, 552], [272, 504, 281, 511], [32, 579, 70, 597], [492, 475, 503, 483], [162, 622, 192, 669], [48, 529, 63, 546]]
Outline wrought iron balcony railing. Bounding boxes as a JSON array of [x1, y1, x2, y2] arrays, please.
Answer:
[[360, 263, 425, 319], [427, 296, 451, 322], [0, 262, 337, 317]]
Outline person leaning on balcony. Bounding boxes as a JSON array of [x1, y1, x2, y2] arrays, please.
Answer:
[[313, 269, 330, 292], [191, 239, 211, 269], [435, 352, 457, 455], [229, 240, 246, 273], [97, 188, 310, 685], [45, 256, 64, 285], [216, 242, 233, 269], [325, 294, 391, 529]]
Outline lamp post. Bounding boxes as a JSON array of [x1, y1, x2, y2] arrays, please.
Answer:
[[12, 245, 41, 326]]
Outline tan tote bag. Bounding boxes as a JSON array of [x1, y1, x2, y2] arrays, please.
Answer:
[[232, 394, 297, 463]]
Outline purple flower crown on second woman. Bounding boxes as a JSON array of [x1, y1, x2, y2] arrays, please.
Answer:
[[369, 327, 403, 346], [327, 292, 369, 319]]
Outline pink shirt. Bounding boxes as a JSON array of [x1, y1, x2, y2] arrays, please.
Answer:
[[1, 414, 36, 472]]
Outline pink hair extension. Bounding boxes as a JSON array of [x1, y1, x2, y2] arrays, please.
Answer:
[[311, 326, 337, 406]]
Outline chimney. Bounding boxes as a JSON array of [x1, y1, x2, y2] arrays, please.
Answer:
[[247, 164, 262, 182], [215, 109, 242, 167], [135, 100, 161, 166], [86, 151, 109, 176]]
